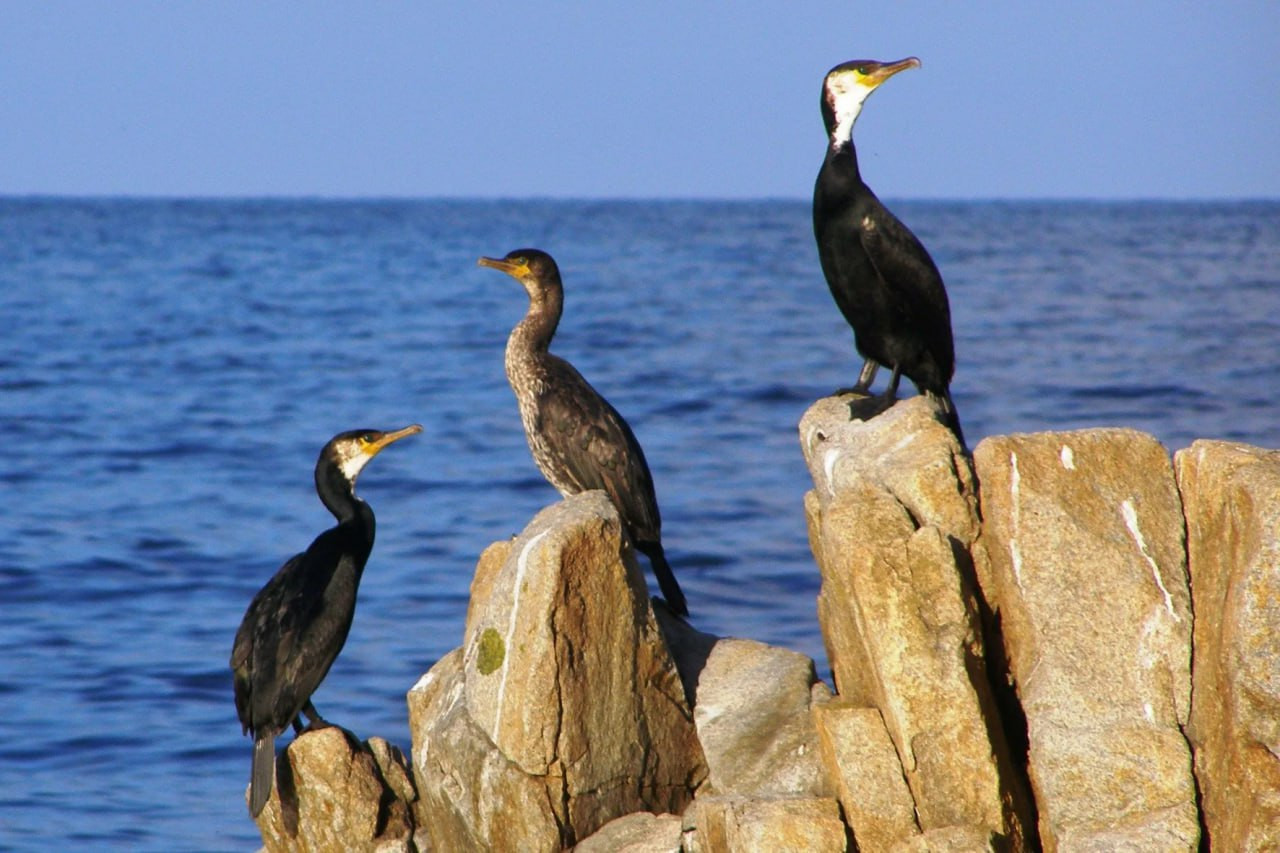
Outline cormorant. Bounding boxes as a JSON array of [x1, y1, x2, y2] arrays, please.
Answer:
[[230, 424, 421, 817], [813, 57, 964, 444], [478, 249, 689, 616]]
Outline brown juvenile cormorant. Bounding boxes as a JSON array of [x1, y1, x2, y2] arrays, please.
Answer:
[[478, 249, 689, 616], [230, 424, 421, 817], [813, 57, 964, 443]]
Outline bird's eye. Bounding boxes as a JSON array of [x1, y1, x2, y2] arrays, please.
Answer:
[[856, 65, 869, 76]]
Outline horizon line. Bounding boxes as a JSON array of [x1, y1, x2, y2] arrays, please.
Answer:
[[2, 192, 1278, 205]]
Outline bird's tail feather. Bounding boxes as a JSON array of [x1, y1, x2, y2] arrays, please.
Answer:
[[249, 733, 276, 817], [639, 541, 688, 617], [927, 389, 966, 448]]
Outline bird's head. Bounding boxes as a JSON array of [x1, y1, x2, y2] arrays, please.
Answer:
[[821, 57, 920, 147], [478, 248, 561, 302], [323, 424, 423, 486]]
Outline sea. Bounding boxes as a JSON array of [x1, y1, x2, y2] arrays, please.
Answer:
[[1, 198, 1277, 850]]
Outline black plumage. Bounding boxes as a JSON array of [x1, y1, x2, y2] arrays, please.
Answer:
[[479, 249, 688, 616], [813, 57, 964, 444], [230, 424, 421, 817]]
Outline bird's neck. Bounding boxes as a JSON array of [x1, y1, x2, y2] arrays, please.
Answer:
[[506, 291, 561, 371], [827, 133, 861, 179], [827, 89, 869, 153], [315, 465, 373, 529]]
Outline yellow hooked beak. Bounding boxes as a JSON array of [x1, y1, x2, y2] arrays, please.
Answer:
[[478, 256, 531, 279], [864, 56, 920, 88], [361, 424, 423, 456]]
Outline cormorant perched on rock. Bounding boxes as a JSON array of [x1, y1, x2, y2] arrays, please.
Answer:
[[813, 57, 964, 444], [478, 249, 689, 616], [230, 424, 421, 817]]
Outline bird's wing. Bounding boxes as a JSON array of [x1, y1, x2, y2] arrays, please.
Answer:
[[231, 550, 307, 731], [536, 378, 662, 538], [236, 541, 347, 732], [269, 536, 353, 716], [859, 207, 955, 367]]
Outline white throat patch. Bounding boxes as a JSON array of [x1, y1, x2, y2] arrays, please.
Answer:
[[335, 442, 373, 486], [826, 70, 875, 148]]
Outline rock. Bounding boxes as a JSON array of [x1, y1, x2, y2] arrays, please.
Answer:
[[572, 811, 683, 852], [799, 394, 979, 543], [1175, 440, 1280, 850], [972, 429, 1199, 850], [410, 492, 706, 849], [800, 395, 1031, 846], [688, 795, 848, 853], [813, 701, 919, 852], [252, 726, 417, 852], [408, 649, 562, 852], [464, 538, 514, 635], [691, 636, 831, 798], [889, 825, 997, 852], [256, 397, 1280, 852]]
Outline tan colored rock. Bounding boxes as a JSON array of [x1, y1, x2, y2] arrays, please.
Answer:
[[1175, 440, 1280, 851], [692, 636, 831, 798], [412, 492, 706, 849], [800, 395, 1030, 847], [889, 825, 996, 852], [813, 701, 919, 852], [973, 429, 1198, 850], [252, 726, 416, 852], [408, 649, 561, 852], [799, 394, 978, 544], [464, 538, 513, 634], [690, 795, 848, 853], [572, 811, 683, 852]]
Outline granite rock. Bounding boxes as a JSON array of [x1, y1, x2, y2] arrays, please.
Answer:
[[801, 395, 1032, 847], [410, 492, 706, 849], [973, 429, 1198, 850], [1176, 440, 1280, 851]]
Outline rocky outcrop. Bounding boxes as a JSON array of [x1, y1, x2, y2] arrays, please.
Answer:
[[689, 637, 831, 798], [409, 493, 705, 850], [800, 395, 1034, 850], [1176, 441, 1280, 850], [404, 492, 852, 852], [798, 394, 1277, 851], [251, 726, 420, 852], [248, 392, 1280, 853], [973, 429, 1198, 850]]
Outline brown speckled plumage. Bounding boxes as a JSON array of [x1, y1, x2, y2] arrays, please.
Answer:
[[480, 248, 688, 616]]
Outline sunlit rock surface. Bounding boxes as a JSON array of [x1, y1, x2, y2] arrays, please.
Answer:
[[801, 394, 1033, 849], [1176, 440, 1280, 851], [411, 493, 705, 849], [249, 394, 1280, 853], [252, 726, 418, 852], [974, 429, 1198, 850]]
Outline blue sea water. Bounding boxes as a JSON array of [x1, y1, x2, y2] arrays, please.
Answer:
[[0, 197, 1277, 849]]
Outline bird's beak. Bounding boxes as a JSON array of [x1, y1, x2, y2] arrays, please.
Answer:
[[868, 56, 921, 88], [478, 256, 526, 278], [368, 424, 423, 455]]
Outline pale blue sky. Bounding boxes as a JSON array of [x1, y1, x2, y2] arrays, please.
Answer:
[[2, 2, 1277, 199]]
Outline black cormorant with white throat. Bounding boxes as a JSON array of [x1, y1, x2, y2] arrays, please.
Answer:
[[478, 249, 689, 616], [813, 57, 964, 444], [230, 424, 421, 817]]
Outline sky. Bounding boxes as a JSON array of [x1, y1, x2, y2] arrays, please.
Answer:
[[1, 2, 1277, 200]]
